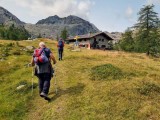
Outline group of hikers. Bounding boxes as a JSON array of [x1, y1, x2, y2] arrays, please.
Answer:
[[30, 38, 64, 100]]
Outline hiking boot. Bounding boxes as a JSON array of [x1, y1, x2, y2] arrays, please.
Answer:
[[40, 92, 50, 101], [40, 92, 48, 98]]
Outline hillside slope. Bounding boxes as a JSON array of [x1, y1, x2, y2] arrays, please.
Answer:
[[0, 6, 24, 25], [0, 39, 160, 120]]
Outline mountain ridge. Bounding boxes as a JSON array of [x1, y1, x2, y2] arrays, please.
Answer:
[[0, 6, 100, 38], [29, 15, 100, 38], [36, 15, 90, 25], [0, 6, 24, 25]]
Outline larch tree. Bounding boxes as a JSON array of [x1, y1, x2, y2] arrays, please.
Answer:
[[134, 4, 160, 56]]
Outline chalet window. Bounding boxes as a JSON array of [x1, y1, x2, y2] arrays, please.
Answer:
[[101, 45, 106, 48], [82, 44, 85, 47]]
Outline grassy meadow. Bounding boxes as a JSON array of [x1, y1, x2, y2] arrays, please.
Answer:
[[0, 39, 160, 120]]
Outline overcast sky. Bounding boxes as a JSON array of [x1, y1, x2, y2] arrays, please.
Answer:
[[0, 0, 160, 32]]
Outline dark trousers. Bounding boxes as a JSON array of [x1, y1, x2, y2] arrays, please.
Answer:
[[37, 73, 51, 94], [58, 49, 63, 60]]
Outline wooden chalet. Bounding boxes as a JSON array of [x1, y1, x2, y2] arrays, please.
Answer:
[[66, 32, 113, 49]]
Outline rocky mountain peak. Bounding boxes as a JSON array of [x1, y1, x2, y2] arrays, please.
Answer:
[[0, 6, 24, 25], [36, 15, 89, 25], [36, 15, 60, 25], [0, 6, 100, 38], [33, 15, 99, 37]]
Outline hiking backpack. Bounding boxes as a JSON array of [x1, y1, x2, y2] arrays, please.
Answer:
[[33, 48, 49, 64], [58, 40, 63, 48]]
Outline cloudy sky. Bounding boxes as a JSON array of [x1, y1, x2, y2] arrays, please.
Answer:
[[1, 0, 160, 32]]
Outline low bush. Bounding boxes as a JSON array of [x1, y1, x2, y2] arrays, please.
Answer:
[[90, 64, 124, 80], [137, 81, 160, 95]]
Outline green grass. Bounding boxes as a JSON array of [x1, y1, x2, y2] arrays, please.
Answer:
[[0, 39, 160, 120], [137, 81, 160, 96], [90, 64, 128, 80]]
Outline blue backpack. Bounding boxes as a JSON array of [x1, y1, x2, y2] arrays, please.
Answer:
[[58, 40, 63, 48]]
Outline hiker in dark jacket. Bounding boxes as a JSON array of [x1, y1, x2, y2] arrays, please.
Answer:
[[30, 42, 56, 100], [57, 38, 64, 61]]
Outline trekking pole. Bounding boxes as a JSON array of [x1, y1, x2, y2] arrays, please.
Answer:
[[54, 64, 58, 94], [31, 66, 34, 96], [26, 63, 34, 96]]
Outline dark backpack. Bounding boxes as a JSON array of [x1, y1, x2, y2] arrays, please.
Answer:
[[33, 48, 49, 64], [58, 40, 63, 48]]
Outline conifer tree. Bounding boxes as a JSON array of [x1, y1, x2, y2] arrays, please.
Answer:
[[134, 4, 160, 55], [0, 24, 29, 40], [119, 28, 134, 51], [60, 27, 68, 41], [56, 34, 59, 41]]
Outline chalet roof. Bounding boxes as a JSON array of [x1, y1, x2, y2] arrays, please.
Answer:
[[66, 32, 113, 41]]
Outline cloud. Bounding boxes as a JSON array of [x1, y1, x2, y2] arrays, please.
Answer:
[[125, 6, 133, 18], [125, 6, 136, 23], [146, 0, 160, 5], [14, 0, 94, 20]]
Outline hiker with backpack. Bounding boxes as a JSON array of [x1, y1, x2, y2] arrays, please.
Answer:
[[30, 42, 56, 100], [57, 38, 64, 61]]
